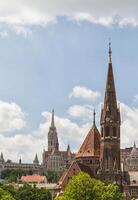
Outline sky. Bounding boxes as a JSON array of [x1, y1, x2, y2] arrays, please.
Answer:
[[0, 0, 138, 163]]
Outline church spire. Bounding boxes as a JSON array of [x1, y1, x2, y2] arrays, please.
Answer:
[[103, 42, 117, 113], [99, 44, 121, 186], [48, 110, 59, 152], [51, 109, 55, 128]]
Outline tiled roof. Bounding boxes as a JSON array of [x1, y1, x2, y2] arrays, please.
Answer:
[[21, 175, 46, 183], [58, 160, 93, 189], [76, 125, 100, 158], [77, 162, 93, 177]]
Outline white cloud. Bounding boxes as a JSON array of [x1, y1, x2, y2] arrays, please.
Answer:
[[69, 86, 101, 101], [1, 100, 138, 163], [121, 102, 138, 148], [0, 134, 43, 164], [0, 30, 8, 38], [68, 105, 92, 118], [0, 0, 137, 32], [0, 101, 26, 132]]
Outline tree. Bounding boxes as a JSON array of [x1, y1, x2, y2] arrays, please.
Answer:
[[55, 172, 123, 200], [16, 183, 52, 200], [47, 171, 58, 183], [1, 168, 31, 183], [0, 187, 15, 200]]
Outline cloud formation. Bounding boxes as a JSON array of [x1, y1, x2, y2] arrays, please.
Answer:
[[0, 101, 26, 132], [69, 86, 101, 101], [1, 101, 138, 163], [0, 0, 137, 32]]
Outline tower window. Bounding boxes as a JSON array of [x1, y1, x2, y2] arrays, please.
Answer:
[[113, 127, 116, 137], [105, 126, 110, 137], [101, 127, 104, 137]]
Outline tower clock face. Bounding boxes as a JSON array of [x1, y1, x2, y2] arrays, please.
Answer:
[[105, 117, 110, 122]]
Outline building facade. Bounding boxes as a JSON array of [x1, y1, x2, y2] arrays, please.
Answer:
[[42, 110, 75, 175], [0, 153, 43, 176]]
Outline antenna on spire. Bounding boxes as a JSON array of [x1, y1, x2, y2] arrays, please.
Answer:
[[93, 109, 96, 126], [51, 109, 55, 128], [108, 38, 112, 63]]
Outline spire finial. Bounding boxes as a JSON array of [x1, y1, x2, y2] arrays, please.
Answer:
[[108, 39, 112, 63], [93, 109, 96, 126], [51, 109, 55, 128]]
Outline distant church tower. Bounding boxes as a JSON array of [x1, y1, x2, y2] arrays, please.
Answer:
[[99, 43, 122, 186], [48, 109, 59, 152]]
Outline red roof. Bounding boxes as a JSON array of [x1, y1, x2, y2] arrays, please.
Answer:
[[76, 125, 100, 158], [21, 175, 46, 183]]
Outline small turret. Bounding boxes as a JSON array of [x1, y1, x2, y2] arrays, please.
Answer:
[[0, 152, 4, 163], [19, 157, 21, 164], [33, 154, 39, 165], [67, 144, 71, 158]]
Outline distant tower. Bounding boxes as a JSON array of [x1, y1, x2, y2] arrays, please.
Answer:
[[48, 110, 59, 152], [0, 152, 4, 163], [33, 154, 39, 165], [99, 43, 122, 186], [19, 157, 21, 164]]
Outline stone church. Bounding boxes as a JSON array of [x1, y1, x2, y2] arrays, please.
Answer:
[[57, 44, 136, 199], [42, 110, 75, 175]]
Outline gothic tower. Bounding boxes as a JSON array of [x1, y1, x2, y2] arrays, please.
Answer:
[[48, 110, 59, 152], [99, 43, 122, 186]]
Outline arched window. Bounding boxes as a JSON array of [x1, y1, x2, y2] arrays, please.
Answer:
[[101, 127, 104, 137], [105, 126, 110, 137], [113, 127, 116, 137]]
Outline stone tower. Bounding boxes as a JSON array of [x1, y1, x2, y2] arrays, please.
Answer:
[[48, 110, 59, 152], [99, 43, 122, 186]]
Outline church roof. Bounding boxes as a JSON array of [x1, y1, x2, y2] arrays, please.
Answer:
[[58, 160, 93, 189], [76, 111, 100, 158]]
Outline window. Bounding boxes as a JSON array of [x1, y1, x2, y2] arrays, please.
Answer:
[[105, 126, 110, 137], [101, 127, 104, 137], [113, 127, 116, 137]]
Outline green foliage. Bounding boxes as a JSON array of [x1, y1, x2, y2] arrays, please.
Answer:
[[47, 171, 58, 183], [0, 187, 15, 200], [1, 184, 16, 197], [55, 172, 123, 200], [1, 168, 32, 183], [15, 184, 51, 200]]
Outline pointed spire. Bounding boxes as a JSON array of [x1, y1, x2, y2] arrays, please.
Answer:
[[67, 144, 70, 152], [33, 154, 39, 164], [0, 152, 4, 163], [134, 141, 136, 149], [103, 44, 117, 110], [67, 144, 71, 158], [51, 109, 55, 128], [130, 142, 138, 156], [19, 157, 21, 164]]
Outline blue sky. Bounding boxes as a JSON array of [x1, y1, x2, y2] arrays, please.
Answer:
[[0, 0, 138, 162]]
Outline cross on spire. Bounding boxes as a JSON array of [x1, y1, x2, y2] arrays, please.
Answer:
[[93, 109, 96, 127], [109, 41, 112, 63]]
